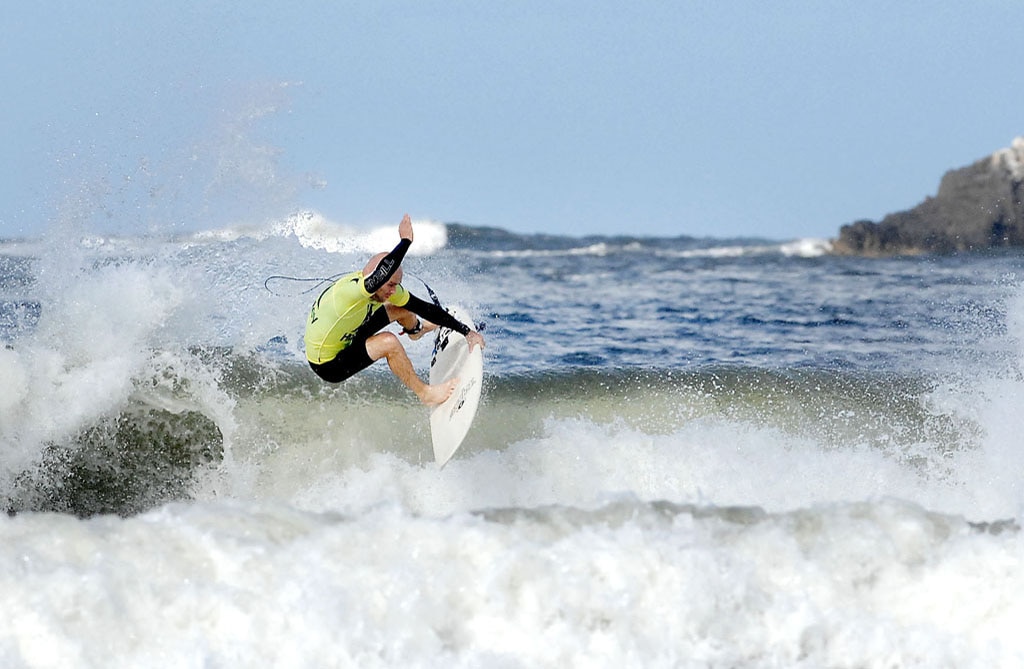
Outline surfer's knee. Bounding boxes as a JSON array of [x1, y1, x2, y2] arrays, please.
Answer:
[[365, 331, 404, 361]]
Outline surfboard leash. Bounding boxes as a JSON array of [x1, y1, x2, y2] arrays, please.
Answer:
[[262, 273, 345, 296], [412, 275, 444, 309]]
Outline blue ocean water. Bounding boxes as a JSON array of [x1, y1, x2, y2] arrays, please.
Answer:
[[2, 217, 1023, 667]]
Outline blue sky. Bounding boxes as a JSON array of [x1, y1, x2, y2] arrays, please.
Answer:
[[3, 1, 1022, 240]]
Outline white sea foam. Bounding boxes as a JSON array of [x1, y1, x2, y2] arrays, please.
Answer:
[[0, 492, 1019, 667], [653, 237, 832, 259], [780, 236, 833, 257], [276, 210, 447, 255], [0, 253, 239, 487], [180, 210, 448, 255], [225, 401, 1015, 524]]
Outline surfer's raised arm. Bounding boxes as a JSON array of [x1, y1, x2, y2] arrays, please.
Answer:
[[362, 214, 414, 294]]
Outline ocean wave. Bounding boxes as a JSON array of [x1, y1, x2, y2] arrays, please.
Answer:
[[658, 237, 833, 259], [2, 333, 987, 518], [1, 343, 233, 517], [7, 403, 223, 517], [780, 236, 834, 257], [443, 225, 833, 259], [185, 210, 449, 255]]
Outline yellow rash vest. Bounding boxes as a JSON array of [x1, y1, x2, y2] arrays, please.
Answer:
[[304, 271, 411, 364]]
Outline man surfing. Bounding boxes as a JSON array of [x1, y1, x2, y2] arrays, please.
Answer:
[[304, 214, 485, 406]]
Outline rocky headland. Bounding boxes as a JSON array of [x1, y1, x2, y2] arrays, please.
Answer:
[[832, 137, 1024, 256]]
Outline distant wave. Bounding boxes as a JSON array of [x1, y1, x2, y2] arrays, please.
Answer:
[[1, 217, 832, 259], [186, 210, 449, 256], [780, 237, 834, 257], [664, 237, 833, 259], [443, 223, 834, 259]]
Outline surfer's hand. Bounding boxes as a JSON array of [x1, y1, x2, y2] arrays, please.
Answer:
[[466, 331, 485, 351], [408, 321, 437, 341], [399, 214, 413, 242]]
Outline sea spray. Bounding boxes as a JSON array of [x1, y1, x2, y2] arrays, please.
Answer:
[[0, 238, 240, 515], [0, 498, 1020, 667], [955, 283, 1024, 521]]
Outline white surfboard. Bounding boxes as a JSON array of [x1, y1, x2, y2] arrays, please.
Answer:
[[429, 307, 483, 467]]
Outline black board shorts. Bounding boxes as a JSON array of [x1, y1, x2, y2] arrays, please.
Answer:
[[308, 308, 389, 383], [308, 344, 375, 383]]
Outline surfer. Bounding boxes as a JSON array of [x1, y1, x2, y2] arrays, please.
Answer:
[[304, 214, 485, 406]]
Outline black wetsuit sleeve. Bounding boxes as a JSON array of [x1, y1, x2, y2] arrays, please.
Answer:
[[363, 238, 412, 294], [404, 294, 472, 335]]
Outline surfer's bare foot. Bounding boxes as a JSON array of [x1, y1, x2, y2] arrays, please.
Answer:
[[420, 377, 459, 406]]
